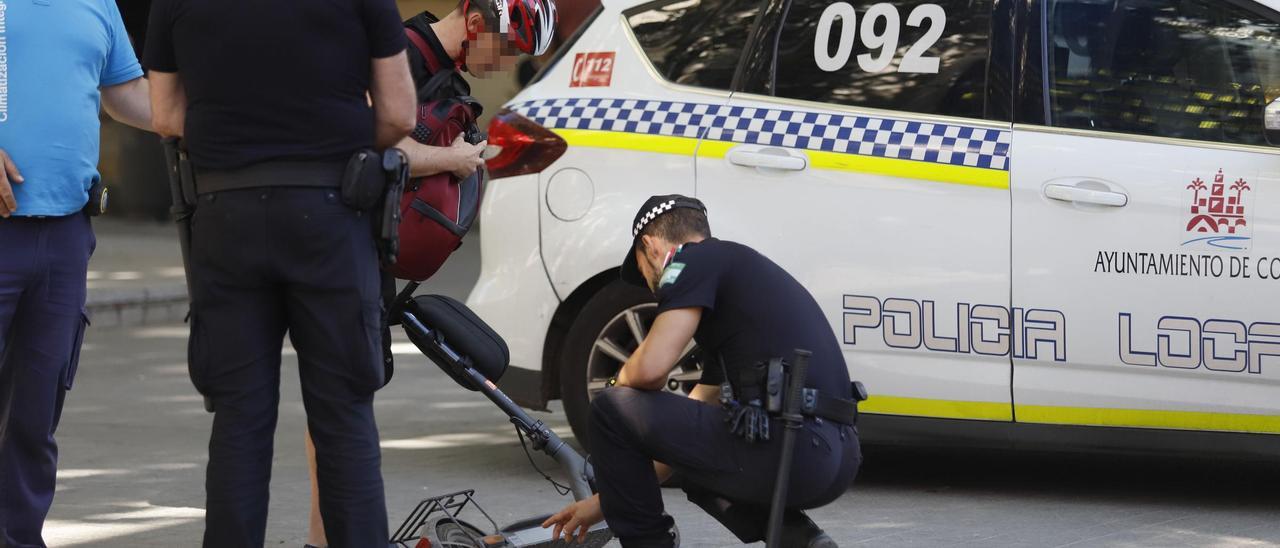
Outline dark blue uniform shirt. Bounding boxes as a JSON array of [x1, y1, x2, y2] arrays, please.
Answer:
[[142, 0, 406, 170], [655, 238, 853, 398]]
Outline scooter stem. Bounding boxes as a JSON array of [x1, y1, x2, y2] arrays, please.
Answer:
[[399, 307, 597, 502], [458, 365, 595, 501]]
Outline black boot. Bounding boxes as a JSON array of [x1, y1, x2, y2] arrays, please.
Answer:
[[618, 530, 678, 548], [780, 510, 836, 548]]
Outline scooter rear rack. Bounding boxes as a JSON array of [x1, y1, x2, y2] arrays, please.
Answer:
[[391, 489, 498, 547]]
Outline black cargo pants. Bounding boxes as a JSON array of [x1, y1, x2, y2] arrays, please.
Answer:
[[187, 183, 388, 547], [590, 387, 861, 547]]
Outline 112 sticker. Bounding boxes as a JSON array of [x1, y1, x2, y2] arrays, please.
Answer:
[[570, 52, 616, 88]]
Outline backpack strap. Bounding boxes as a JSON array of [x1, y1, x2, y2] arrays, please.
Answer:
[[405, 26, 473, 102], [417, 69, 479, 104], [427, 95, 485, 121], [406, 28, 447, 73]]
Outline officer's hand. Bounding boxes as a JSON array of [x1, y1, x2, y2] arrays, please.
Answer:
[[448, 135, 487, 180], [0, 149, 24, 218], [541, 494, 604, 544]]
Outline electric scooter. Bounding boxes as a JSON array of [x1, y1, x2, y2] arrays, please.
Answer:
[[388, 283, 615, 548], [387, 282, 813, 547]]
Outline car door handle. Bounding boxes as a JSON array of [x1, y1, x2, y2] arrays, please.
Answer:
[[726, 147, 807, 171], [1043, 184, 1128, 207]]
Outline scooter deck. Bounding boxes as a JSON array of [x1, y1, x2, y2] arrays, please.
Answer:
[[497, 515, 612, 547]]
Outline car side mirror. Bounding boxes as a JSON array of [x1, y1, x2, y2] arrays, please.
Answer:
[[1267, 96, 1280, 146]]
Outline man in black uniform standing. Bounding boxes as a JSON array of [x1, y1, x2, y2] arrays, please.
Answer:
[[543, 195, 863, 547], [143, 1, 416, 546]]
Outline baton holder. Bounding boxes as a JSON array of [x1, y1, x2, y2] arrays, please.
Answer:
[[765, 349, 811, 548]]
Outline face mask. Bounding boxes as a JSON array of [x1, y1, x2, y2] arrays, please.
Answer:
[[661, 247, 678, 270], [647, 245, 683, 293]]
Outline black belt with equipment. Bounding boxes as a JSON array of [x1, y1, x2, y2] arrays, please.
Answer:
[[801, 384, 866, 426], [720, 355, 867, 443], [161, 140, 409, 413], [195, 160, 347, 193], [183, 149, 408, 267]]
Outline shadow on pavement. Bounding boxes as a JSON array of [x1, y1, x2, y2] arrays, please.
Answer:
[[859, 446, 1280, 505]]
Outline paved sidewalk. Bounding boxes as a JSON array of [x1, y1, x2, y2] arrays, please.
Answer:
[[44, 319, 1280, 547], [86, 218, 188, 326], [86, 217, 482, 326]]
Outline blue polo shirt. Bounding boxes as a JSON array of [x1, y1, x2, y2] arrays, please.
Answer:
[[0, 0, 143, 217]]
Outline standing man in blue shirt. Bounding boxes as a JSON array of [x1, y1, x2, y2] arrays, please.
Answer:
[[0, 0, 153, 546]]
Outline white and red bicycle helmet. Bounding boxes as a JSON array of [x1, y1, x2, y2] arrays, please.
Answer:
[[463, 0, 558, 56]]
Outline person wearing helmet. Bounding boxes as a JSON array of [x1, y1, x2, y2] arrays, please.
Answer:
[[541, 196, 863, 547], [390, 0, 558, 183], [517, 0, 601, 86], [299, 2, 557, 547]]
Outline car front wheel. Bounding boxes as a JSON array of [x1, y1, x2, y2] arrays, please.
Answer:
[[559, 279, 705, 448]]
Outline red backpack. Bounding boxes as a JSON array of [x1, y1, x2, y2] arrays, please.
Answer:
[[389, 20, 487, 281]]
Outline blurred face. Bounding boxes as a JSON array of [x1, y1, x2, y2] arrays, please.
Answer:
[[466, 18, 524, 77]]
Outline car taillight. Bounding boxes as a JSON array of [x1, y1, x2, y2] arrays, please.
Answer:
[[485, 109, 567, 179]]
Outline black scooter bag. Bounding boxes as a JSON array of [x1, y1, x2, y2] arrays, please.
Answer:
[[401, 294, 510, 390]]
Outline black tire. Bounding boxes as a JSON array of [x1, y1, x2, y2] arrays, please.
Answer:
[[420, 516, 487, 547], [559, 279, 705, 450]]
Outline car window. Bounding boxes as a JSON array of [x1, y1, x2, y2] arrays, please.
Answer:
[[766, 0, 994, 119], [1045, 0, 1280, 147], [626, 0, 764, 91]]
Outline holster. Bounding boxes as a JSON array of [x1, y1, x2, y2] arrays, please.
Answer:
[[341, 149, 387, 211], [84, 180, 109, 217], [160, 138, 210, 413], [721, 356, 866, 440], [722, 359, 773, 443], [733, 361, 768, 407], [377, 149, 408, 267], [340, 148, 408, 267]]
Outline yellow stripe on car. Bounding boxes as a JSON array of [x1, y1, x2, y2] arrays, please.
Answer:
[[1015, 404, 1280, 435], [553, 129, 1011, 190], [859, 395, 1014, 421], [697, 140, 1009, 189], [860, 395, 1280, 434], [554, 129, 701, 157]]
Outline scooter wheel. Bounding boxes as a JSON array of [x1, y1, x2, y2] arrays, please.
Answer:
[[419, 515, 491, 547]]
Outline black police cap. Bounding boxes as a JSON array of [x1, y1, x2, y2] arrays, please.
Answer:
[[620, 194, 708, 287]]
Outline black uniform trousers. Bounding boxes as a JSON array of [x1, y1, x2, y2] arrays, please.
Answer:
[[187, 185, 388, 547], [590, 387, 861, 547], [0, 214, 94, 548]]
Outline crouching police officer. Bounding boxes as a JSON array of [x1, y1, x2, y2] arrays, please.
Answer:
[[543, 195, 863, 547], [143, 0, 417, 545]]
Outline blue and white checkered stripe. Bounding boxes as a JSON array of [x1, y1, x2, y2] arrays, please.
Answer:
[[509, 98, 1011, 171]]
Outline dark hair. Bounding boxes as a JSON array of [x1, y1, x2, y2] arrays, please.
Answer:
[[458, 0, 501, 29], [639, 208, 711, 250]]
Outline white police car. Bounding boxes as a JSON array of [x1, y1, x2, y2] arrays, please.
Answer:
[[472, 0, 1280, 454]]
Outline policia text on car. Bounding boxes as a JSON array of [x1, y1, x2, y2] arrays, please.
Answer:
[[143, 0, 418, 545], [542, 195, 865, 548]]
